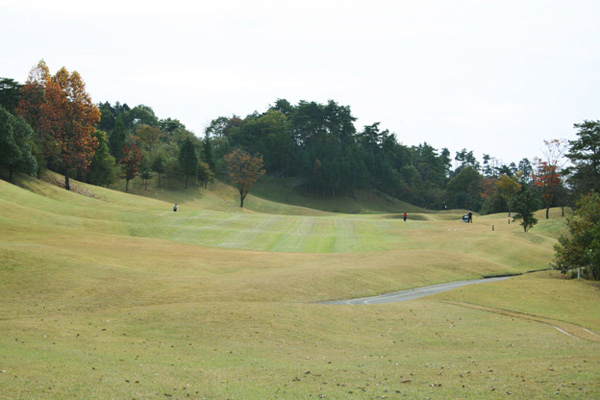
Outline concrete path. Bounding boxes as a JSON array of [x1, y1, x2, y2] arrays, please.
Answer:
[[321, 276, 511, 305]]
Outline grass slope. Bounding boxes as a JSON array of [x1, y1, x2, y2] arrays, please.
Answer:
[[1, 174, 599, 399], [115, 174, 425, 215]]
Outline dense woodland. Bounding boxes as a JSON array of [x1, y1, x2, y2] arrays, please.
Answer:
[[1, 61, 600, 216]]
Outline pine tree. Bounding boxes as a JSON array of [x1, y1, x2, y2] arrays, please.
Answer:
[[179, 137, 198, 189]]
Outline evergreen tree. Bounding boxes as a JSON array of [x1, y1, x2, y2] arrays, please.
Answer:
[[566, 120, 600, 196], [108, 115, 127, 161], [0, 105, 20, 181], [11, 113, 38, 178], [202, 135, 215, 172], [447, 166, 482, 210], [179, 137, 198, 189], [554, 191, 600, 280], [0, 105, 37, 181], [509, 187, 541, 232], [0, 78, 22, 114], [88, 130, 116, 187]]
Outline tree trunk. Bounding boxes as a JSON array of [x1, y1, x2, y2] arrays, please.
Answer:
[[546, 207, 550, 220], [125, 178, 130, 192], [8, 164, 13, 182], [64, 168, 70, 190]]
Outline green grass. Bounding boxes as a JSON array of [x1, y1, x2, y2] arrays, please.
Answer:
[[117, 173, 424, 216], [1, 173, 599, 399], [250, 176, 426, 214]]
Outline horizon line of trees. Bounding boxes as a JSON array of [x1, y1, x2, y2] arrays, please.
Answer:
[[1, 61, 599, 216]]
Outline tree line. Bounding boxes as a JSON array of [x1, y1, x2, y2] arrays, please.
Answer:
[[202, 99, 599, 219], [1, 61, 599, 215]]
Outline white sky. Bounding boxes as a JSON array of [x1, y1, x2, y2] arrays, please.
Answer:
[[2, 0, 599, 165]]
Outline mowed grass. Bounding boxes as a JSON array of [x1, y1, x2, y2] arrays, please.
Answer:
[[1, 174, 599, 399]]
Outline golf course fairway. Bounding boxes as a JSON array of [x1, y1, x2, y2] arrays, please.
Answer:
[[1, 175, 598, 399]]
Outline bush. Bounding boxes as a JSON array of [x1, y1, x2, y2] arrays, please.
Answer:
[[553, 191, 600, 280]]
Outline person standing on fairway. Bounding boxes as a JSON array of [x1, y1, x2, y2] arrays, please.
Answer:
[[403, 212, 407, 222], [173, 204, 178, 212]]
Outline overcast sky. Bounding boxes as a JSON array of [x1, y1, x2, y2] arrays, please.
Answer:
[[3, 0, 599, 165]]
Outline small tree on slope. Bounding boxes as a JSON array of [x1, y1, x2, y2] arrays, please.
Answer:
[[509, 187, 541, 232]]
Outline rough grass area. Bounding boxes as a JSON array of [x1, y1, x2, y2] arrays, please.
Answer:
[[1, 174, 599, 399]]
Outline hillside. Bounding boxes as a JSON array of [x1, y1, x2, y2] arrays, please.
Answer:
[[108, 172, 427, 216], [1, 173, 599, 399]]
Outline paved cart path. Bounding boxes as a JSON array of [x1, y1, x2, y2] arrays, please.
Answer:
[[322, 276, 511, 305]]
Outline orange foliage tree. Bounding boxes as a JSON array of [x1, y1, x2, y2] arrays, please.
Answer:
[[533, 161, 560, 220], [120, 143, 142, 192], [18, 61, 100, 190], [533, 139, 567, 219], [479, 177, 498, 201], [17, 60, 49, 135], [225, 149, 266, 207]]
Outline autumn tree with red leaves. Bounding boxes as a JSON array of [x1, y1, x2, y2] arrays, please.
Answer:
[[17, 60, 49, 134], [120, 143, 142, 192], [533, 161, 560, 219], [533, 139, 567, 219], [18, 61, 100, 190], [225, 149, 265, 207], [479, 177, 498, 201]]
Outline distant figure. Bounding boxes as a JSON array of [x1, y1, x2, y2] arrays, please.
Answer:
[[173, 204, 178, 212], [468, 211, 473, 223], [403, 212, 407, 222]]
